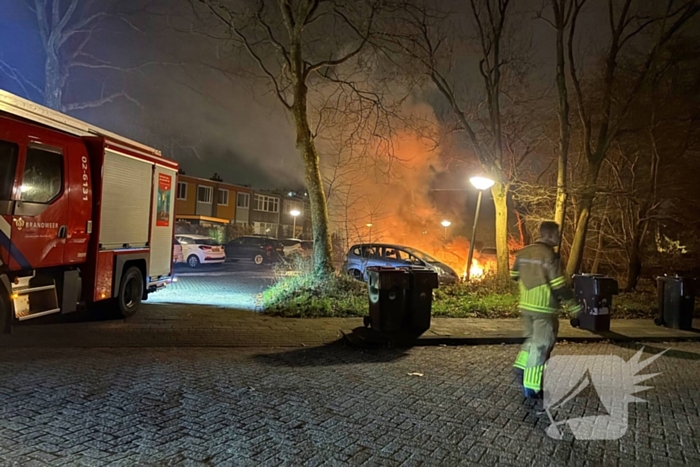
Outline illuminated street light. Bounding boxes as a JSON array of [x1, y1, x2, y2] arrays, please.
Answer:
[[290, 209, 301, 238], [441, 220, 451, 240], [466, 176, 495, 281], [366, 223, 373, 243], [469, 176, 495, 191]]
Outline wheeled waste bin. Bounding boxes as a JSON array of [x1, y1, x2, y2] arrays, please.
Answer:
[[570, 274, 619, 332], [366, 267, 410, 334], [655, 276, 696, 330], [403, 266, 439, 336]]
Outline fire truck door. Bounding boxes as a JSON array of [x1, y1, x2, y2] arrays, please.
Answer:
[[11, 143, 68, 269], [64, 145, 92, 264], [0, 139, 20, 269]]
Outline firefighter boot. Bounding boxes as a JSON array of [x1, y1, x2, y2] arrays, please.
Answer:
[[513, 350, 528, 384]]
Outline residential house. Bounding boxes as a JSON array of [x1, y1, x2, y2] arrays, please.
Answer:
[[250, 191, 282, 236], [277, 190, 312, 239], [175, 173, 252, 227]]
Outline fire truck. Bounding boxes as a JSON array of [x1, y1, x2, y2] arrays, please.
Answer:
[[0, 90, 178, 332]]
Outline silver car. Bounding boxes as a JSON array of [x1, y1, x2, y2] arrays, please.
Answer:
[[344, 243, 459, 285]]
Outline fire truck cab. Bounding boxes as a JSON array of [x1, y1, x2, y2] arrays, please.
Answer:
[[0, 90, 178, 332]]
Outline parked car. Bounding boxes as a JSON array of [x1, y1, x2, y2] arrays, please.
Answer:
[[175, 234, 226, 268], [300, 241, 313, 256], [345, 243, 459, 285], [225, 236, 284, 265], [279, 238, 303, 257]]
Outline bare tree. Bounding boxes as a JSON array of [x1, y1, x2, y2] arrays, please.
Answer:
[[536, 0, 579, 240], [562, 0, 699, 276], [6, 0, 143, 112], [389, 0, 538, 277], [190, 0, 396, 278], [598, 37, 700, 288]]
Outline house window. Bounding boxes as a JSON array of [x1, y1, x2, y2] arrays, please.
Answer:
[[177, 182, 187, 200], [254, 194, 279, 213], [218, 189, 229, 206], [237, 192, 250, 208], [197, 185, 213, 203], [254, 222, 277, 236]]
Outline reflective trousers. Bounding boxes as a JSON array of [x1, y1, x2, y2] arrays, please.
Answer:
[[513, 310, 559, 392]]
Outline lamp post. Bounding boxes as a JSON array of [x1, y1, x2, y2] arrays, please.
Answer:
[[366, 223, 373, 243], [466, 176, 495, 281], [290, 209, 301, 238], [441, 220, 451, 240]]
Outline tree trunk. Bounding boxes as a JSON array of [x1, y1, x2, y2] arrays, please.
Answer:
[[625, 224, 644, 291], [44, 51, 62, 111], [292, 84, 334, 278], [591, 222, 604, 274], [492, 182, 509, 278], [566, 197, 591, 277], [565, 162, 600, 277], [625, 244, 642, 291], [553, 1, 570, 236]]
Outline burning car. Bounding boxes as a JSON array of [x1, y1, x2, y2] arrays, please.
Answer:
[[344, 243, 460, 285]]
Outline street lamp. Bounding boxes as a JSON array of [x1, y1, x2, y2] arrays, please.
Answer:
[[366, 223, 373, 243], [290, 209, 301, 238], [466, 176, 495, 281], [441, 220, 451, 240]]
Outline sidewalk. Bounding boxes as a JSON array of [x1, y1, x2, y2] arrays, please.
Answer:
[[1, 303, 698, 348]]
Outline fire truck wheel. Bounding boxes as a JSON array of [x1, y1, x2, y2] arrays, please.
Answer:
[[253, 254, 265, 265], [0, 294, 9, 334], [118, 267, 144, 318]]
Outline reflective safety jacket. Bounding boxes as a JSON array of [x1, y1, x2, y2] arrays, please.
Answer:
[[510, 242, 580, 314]]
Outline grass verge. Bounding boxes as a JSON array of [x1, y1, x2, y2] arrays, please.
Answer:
[[263, 263, 662, 319]]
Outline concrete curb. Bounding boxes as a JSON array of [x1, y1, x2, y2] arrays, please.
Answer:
[[341, 327, 700, 348]]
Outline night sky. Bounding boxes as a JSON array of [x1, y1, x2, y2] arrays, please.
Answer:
[[0, 0, 667, 193], [0, 0, 302, 189]]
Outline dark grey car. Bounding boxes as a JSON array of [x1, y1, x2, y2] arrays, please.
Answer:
[[344, 243, 459, 285]]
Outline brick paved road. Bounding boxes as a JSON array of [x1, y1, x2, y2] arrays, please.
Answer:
[[148, 262, 276, 310], [1, 342, 699, 466]]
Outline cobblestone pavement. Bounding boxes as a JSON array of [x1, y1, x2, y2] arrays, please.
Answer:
[[148, 262, 276, 310], [1, 342, 699, 466]]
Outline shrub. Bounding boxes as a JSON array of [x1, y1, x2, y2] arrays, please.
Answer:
[[262, 263, 662, 319], [263, 256, 367, 318]]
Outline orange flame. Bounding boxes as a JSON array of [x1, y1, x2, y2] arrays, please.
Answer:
[[461, 257, 496, 281], [470, 259, 485, 280]]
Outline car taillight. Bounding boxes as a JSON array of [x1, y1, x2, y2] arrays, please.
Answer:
[[199, 245, 212, 250]]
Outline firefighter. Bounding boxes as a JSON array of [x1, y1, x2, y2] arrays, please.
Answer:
[[510, 221, 582, 398]]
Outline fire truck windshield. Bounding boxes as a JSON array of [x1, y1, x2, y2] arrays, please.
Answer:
[[0, 140, 18, 201]]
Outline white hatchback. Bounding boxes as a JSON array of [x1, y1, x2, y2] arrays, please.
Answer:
[[175, 234, 226, 268]]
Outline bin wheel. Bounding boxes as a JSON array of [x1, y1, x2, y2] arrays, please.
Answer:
[[363, 316, 371, 328], [654, 317, 663, 327], [570, 318, 580, 328]]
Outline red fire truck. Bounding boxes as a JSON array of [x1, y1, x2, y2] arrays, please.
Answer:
[[0, 90, 178, 332]]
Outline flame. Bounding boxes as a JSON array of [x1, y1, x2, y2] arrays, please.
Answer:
[[470, 259, 485, 280], [462, 258, 487, 281]]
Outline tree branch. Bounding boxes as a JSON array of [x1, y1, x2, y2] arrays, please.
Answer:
[[304, 5, 375, 78]]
